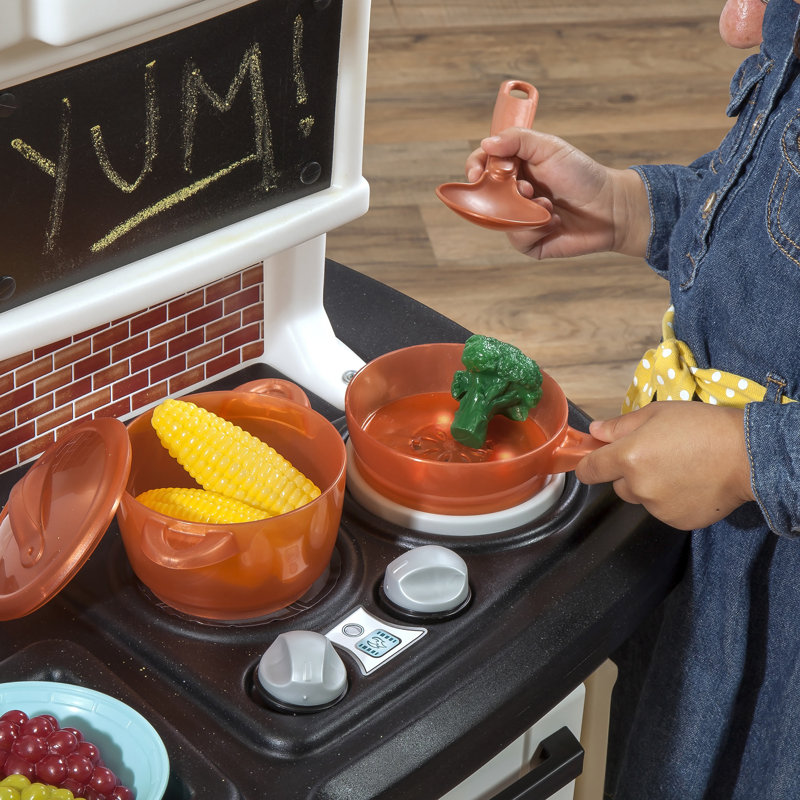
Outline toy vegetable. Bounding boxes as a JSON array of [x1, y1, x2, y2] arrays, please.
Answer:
[[150, 398, 320, 517], [450, 334, 543, 449], [136, 487, 271, 523]]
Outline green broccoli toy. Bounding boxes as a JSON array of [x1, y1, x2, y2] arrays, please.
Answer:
[[450, 334, 543, 449]]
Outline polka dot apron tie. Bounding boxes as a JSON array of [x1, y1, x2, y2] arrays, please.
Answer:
[[623, 306, 796, 414]]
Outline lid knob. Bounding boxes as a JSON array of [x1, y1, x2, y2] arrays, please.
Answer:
[[256, 631, 347, 712], [381, 545, 470, 618]]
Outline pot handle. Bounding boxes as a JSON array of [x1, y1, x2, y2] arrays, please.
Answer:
[[139, 518, 239, 570], [547, 425, 605, 474], [234, 378, 311, 408]]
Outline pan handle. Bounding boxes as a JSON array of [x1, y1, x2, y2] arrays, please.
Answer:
[[547, 425, 605, 474]]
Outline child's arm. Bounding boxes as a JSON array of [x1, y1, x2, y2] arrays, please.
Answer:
[[574, 402, 755, 530]]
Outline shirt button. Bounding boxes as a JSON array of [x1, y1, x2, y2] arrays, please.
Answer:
[[701, 192, 717, 218]]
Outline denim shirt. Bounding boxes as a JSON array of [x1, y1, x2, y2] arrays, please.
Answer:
[[632, 0, 800, 537]]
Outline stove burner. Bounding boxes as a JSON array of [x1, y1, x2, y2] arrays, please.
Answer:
[[345, 441, 565, 536]]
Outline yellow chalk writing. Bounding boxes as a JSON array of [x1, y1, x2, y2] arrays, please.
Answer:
[[11, 97, 71, 254], [90, 153, 258, 252], [10, 10, 317, 258], [91, 60, 160, 193], [299, 116, 315, 137], [181, 42, 276, 192], [10, 140, 55, 177], [293, 15, 308, 106]]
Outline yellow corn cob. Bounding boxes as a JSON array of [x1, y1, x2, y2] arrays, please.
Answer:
[[136, 486, 270, 524], [151, 398, 321, 515]]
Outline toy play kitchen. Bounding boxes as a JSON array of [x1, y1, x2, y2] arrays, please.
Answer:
[[0, 2, 686, 798]]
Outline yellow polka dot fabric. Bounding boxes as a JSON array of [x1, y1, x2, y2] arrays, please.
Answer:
[[623, 306, 796, 413]]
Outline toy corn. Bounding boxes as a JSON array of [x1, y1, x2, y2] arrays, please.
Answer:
[[151, 398, 321, 515], [136, 487, 270, 524]]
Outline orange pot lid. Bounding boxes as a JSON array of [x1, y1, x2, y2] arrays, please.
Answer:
[[0, 417, 131, 621]]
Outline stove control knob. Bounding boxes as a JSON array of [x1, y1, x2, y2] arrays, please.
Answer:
[[256, 631, 347, 712], [382, 545, 470, 617]]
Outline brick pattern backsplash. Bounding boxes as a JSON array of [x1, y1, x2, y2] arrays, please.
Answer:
[[0, 264, 264, 474]]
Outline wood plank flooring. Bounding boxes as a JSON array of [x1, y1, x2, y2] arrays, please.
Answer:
[[326, 0, 750, 419]]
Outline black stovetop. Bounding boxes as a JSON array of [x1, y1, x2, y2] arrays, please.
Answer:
[[0, 262, 686, 799]]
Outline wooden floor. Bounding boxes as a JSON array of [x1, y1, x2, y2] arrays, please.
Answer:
[[326, 0, 749, 420]]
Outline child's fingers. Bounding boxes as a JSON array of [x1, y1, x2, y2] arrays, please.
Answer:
[[588, 408, 652, 442]]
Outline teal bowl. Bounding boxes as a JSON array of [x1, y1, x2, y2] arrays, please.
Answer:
[[0, 681, 169, 799]]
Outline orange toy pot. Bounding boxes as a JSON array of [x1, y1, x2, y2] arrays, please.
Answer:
[[117, 386, 346, 621], [345, 343, 601, 516]]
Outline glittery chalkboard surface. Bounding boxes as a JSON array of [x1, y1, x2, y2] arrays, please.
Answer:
[[0, 0, 342, 311]]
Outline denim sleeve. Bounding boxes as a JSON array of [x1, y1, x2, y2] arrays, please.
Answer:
[[630, 155, 712, 278], [744, 401, 800, 537]]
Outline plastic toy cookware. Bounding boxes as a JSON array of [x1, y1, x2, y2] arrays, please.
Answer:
[[345, 343, 603, 516], [0, 380, 346, 622], [117, 383, 346, 621], [435, 79, 552, 230]]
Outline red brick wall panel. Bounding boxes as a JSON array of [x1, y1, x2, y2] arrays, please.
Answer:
[[34, 337, 72, 359], [19, 432, 55, 463], [75, 351, 111, 381], [150, 355, 186, 384], [224, 323, 261, 353], [224, 284, 261, 315], [1, 385, 35, 416], [0, 373, 13, 396], [130, 306, 167, 336], [37, 406, 74, 436], [168, 329, 204, 358], [54, 340, 92, 369], [132, 382, 169, 410], [55, 377, 93, 406], [242, 264, 262, 287], [93, 322, 131, 352], [17, 356, 54, 387], [242, 341, 265, 363], [168, 365, 205, 395], [0, 353, 30, 374], [168, 288, 205, 319], [112, 372, 149, 402], [93, 362, 129, 391], [75, 388, 112, 418], [206, 275, 240, 303], [112, 332, 149, 362], [131, 343, 168, 374], [207, 350, 241, 376], [1, 265, 266, 472], [149, 318, 186, 347], [187, 340, 222, 368], [35, 366, 73, 397]]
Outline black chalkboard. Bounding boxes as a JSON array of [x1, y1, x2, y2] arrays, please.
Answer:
[[0, 0, 342, 311]]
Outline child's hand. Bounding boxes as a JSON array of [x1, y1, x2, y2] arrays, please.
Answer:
[[464, 129, 650, 260], [574, 402, 755, 530]]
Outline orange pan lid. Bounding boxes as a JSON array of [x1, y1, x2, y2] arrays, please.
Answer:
[[0, 418, 131, 620]]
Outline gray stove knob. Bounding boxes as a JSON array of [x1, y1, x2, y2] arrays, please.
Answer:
[[383, 545, 470, 615], [257, 631, 347, 711]]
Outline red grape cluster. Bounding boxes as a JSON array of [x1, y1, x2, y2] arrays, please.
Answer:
[[0, 711, 134, 800]]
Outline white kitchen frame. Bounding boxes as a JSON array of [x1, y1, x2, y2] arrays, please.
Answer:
[[0, 0, 370, 408]]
